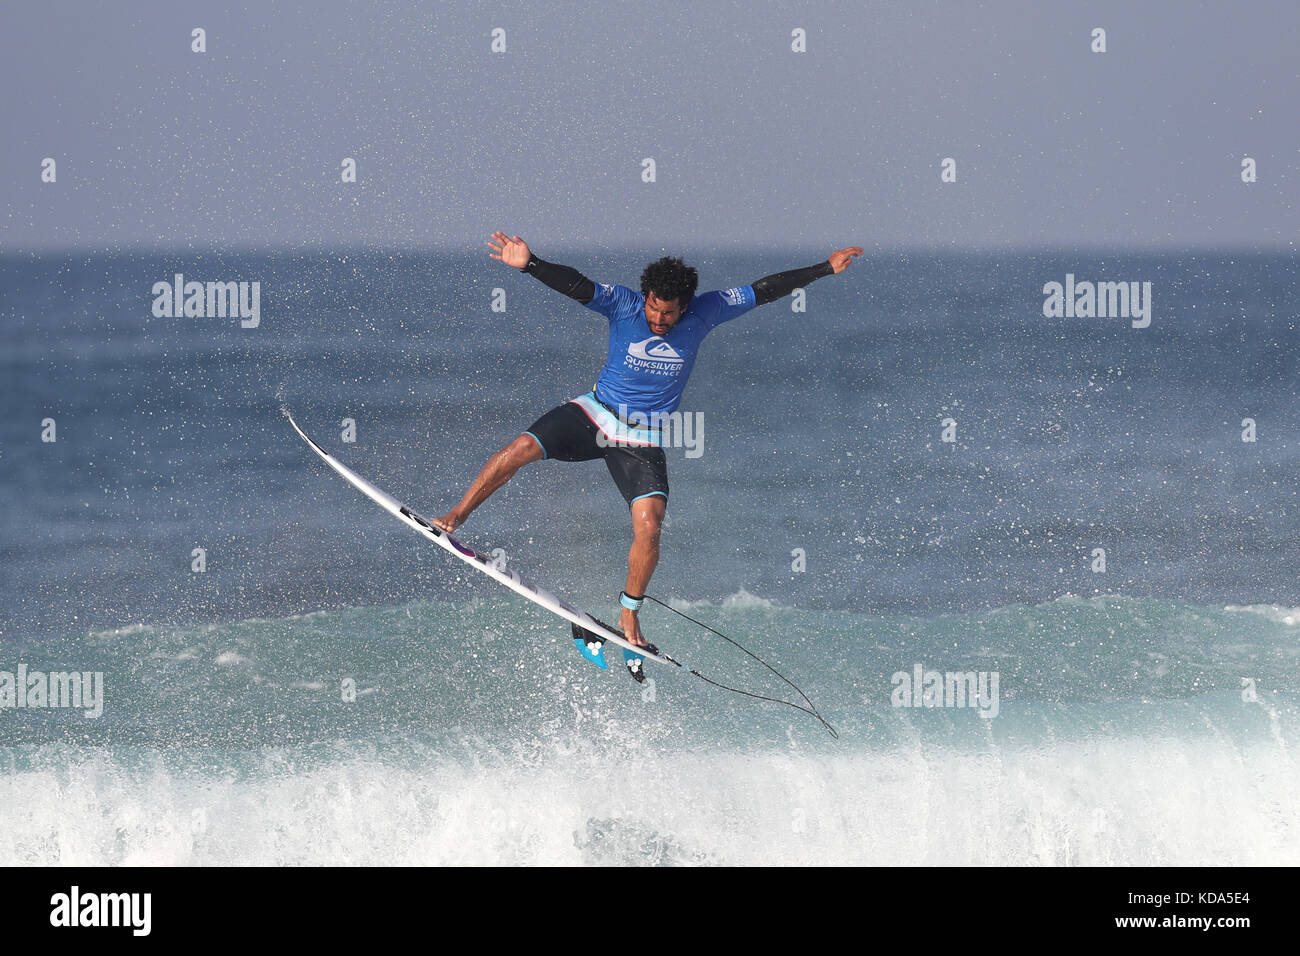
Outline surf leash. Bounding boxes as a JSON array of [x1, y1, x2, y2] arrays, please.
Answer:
[[644, 594, 839, 739]]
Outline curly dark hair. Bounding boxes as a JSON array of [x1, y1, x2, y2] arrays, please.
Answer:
[[640, 256, 698, 309]]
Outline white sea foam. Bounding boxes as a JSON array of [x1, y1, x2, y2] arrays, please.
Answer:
[[1223, 604, 1300, 627], [667, 587, 785, 612], [2, 732, 1295, 866], [87, 622, 151, 640]]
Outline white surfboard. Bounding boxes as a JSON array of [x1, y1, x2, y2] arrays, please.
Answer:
[[285, 408, 679, 668]]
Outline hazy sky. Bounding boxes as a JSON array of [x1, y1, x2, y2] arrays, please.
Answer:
[[3, 0, 1296, 252]]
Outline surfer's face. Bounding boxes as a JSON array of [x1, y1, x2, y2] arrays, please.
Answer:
[[644, 292, 683, 336]]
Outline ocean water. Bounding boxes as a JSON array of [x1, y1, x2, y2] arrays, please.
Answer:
[[1, 250, 1297, 865]]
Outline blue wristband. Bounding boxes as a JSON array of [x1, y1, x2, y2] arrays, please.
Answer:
[[620, 591, 645, 611]]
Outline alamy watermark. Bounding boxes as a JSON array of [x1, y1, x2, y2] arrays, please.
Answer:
[[151, 273, 260, 328], [594, 405, 705, 458], [891, 662, 999, 718], [0, 664, 104, 718], [1042, 273, 1152, 328], [50, 886, 150, 936]]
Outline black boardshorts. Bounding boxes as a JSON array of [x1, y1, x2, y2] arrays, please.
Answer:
[[524, 400, 669, 508]]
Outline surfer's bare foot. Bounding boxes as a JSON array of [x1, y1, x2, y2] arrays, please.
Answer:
[[620, 607, 649, 647], [433, 509, 466, 533]]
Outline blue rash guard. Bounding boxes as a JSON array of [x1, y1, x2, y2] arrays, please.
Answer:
[[584, 282, 758, 416], [519, 251, 833, 431]]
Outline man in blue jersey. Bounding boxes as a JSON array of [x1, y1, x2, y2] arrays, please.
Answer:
[[433, 231, 862, 648]]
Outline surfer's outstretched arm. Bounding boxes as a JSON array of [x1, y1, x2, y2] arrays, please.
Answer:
[[750, 246, 864, 305], [522, 253, 596, 304], [488, 230, 596, 304]]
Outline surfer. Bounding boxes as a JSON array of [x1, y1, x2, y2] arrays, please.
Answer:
[[432, 232, 863, 647]]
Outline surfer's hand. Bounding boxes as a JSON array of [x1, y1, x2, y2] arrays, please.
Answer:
[[488, 231, 530, 269], [828, 246, 864, 274], [620, 607, 649, 647]]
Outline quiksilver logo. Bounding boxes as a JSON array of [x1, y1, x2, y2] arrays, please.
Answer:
[[627, 337, 683, 364], [49, 886, 151, 936]]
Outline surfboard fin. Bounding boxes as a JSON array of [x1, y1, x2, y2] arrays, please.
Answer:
[[622, 644, 659, 683], [570, 622, 608, 669]]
